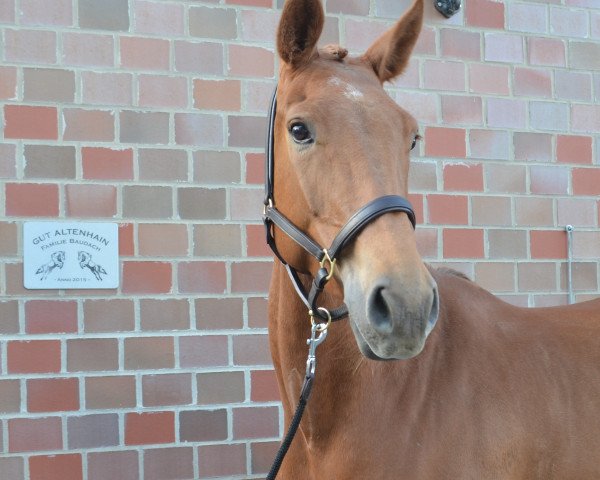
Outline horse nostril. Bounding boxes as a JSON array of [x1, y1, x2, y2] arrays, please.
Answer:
[[367, 283, 393, 334]]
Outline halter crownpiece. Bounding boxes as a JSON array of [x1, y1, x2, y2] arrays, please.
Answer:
[[262, 87, 417, 322]]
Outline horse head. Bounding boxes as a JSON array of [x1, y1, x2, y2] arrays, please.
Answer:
[[271, 0, 438, 360]]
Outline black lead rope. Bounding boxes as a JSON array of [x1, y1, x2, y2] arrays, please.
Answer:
[[266, 323, 326, 480], [263, 86, 417, 478]]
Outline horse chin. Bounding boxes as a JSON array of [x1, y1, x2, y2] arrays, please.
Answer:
[[342, 272, 439, 361], [349, 316, 428, 361]]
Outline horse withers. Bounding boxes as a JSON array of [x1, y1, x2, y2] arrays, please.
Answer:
[[266, 0, 600, 478]]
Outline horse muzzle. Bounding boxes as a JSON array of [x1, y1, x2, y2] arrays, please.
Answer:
[[343, 269, 439, 360]]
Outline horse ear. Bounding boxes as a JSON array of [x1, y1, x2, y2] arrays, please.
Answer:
[[277, 0, 324, 68], [362, 0, 423, 83]]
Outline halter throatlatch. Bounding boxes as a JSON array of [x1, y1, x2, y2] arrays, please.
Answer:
[[262, 87, 417, 323]]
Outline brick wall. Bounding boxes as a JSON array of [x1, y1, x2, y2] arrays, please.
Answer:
[[0, 0, 599, 478]]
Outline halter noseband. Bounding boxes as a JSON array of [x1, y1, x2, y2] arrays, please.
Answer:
[[262, 87, 416, 323]]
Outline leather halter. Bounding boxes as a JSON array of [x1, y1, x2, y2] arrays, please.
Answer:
[[262, 87, 416, 322]]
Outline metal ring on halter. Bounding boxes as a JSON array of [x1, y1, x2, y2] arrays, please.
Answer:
[[309, 307, 332, 332], [319, 249, 336, 281]]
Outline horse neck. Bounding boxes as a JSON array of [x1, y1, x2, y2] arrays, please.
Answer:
[[268, 261, 450, 444]]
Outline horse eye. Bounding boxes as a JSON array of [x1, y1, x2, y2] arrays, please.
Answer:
[[289, 123, 313, 144]]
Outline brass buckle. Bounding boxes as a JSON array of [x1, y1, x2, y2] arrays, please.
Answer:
[[319, 249, 336, 281], [309, 307, 332, 332]]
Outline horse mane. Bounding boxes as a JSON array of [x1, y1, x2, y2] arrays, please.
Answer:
[[428, 265, 472, 282]]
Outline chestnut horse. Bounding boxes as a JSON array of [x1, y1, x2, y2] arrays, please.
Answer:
[[266, 0, 600, 478]]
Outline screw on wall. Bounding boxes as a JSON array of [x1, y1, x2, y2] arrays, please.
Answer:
[[565, 225, 574, 305], [435, 0, 461, 18]]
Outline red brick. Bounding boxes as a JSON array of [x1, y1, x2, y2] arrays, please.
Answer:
[[179, 410, 227, 442], [88, 451, 139, 480], [251, 441, 280, 475], [427, 194, 468, 225], [179, 336, 229, 368], [423, 60, 465, 92], [174, 41, 223, 75], [557, 135, 592, 165], [8, 417, 62, 453], [140, 299, 190, 331], [198, 443, 246, 478], [0, 222, 18, 257], [120, 37, 170, 70], [514, 67, 552, 97], [466, 0, 505, 29], [144, 447, 194, 480], [142, 374, 192, 407], [528, 37, 566, 67], [485, 33, 524, 64], [487, 98, 526, 129], [138, 224, 188, 257], [124, 337, 174, 370], [233, 334, 272, 366], [0, 379, 21, 413], [65, 184, 116, 218], [63, 109, 114, 141], [119, 223, 135, 256], [67, 414, 119, 449], [443, 229, 485, 259], [440, 29, 481, 61], [4, 105, 57, 140], [5, 183, 58, 217], [407, 194, 424, 225], [572, 105, 600, 133], [195, 298, 244, 330], [28, 378, 79, 413], [572, 168, 600, 195], [7, 340, 61, 374], [441, 95, 482, 125], [122, 262, 172, 294], [5, 29, 57, 64], [469, 129, 510, 160], [85, 376, 136, 410], [424, 127, 466, 158], [138, 75, 187, 108], [62, 32, 114, 67], [134, 1, 184, 36], [251, 370, 280, 402], [25, 300, 77, 334], [233, 406, 279, 439], [469, 64, 510, 96], [0, 457, 23, 480], [531, 230, 567, 259], [472, 196, 512, 227], [82, 147, 133, 180], [247, 224, 272, 257], [228, 45, 274, 77], [197, 371, 245, 405], [67, 338, 118, 372], [0, 66, 17, 99], [177, 261, 226, 294], [530, 166, 569, 195], [83, 299, 135, 333], [514, 132, 553, 162], [125, 412, 175, 445], [30, 454, 82, 480], [81, 71, 132, 105], [508, 2, 547, 33], [231, 261, 272, 293], [443, 163, 483, 191], [248, 297, 268, 329], [194, 79, 241, 110]]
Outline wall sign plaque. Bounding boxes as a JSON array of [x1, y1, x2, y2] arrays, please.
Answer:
[[24, 222, 119, 289]]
